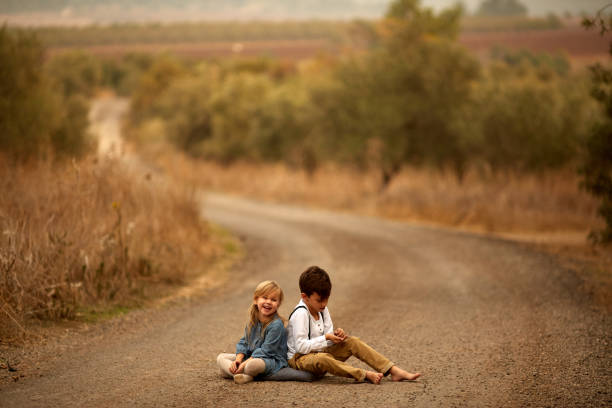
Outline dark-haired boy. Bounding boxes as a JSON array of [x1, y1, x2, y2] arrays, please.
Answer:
[[286, 265, 421, 384]]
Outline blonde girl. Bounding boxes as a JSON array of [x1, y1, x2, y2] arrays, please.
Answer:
[[216, 280, 288, 384]]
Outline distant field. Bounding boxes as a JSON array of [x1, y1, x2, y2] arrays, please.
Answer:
[[45, 26, 610, 64], [46, 39, 337, 60], [460, 26, 610, 64]]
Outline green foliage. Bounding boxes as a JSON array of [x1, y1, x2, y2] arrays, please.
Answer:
[[474, 77, 594, 172], [128, 56, 317, 166], [123, 0, 601, 197], [319, 41, 479, 185], [580, 7, 612, 244], [153, 73, 216, 153], [382, 0, 463, 43], [310, 0, 478, 185], [51, 94, 92, 158], [581, 118, 612, 244], [100, 53, 156, 96], [0, 27, 92, 161], [45, 51, 102, 97], [476, 0, 528, 17], [202, 72, 273, 163], [129, 54, 186, 126]]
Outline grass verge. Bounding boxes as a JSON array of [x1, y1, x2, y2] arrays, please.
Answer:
[[0, 155, 228, 343]]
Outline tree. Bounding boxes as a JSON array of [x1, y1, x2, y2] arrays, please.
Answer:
[[581, 5, 612, 244], [0, 27, 91, 161], [476, 0, 528, 17], [314, 0, 479, 189]]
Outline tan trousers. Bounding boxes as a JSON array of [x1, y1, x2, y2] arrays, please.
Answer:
[[216, 353, 266, 379], [288, 336, 394, 381]]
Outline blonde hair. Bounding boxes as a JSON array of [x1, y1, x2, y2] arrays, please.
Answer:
[[246, 280, 285, 339]]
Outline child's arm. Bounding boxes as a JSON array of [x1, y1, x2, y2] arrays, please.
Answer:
[[233, 327, 249, 372], [236, 326, 249, 355], [322, 308, 346, 344], [290, 308, 332, 354]]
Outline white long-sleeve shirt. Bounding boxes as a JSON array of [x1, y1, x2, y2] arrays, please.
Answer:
[[286, 299, 334, 359]]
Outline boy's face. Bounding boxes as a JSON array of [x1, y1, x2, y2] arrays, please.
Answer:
[[301, 291, 329, 316]]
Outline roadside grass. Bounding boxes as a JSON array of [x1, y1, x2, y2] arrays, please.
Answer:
[[151, 146, 601, 237], [76, 305, 132, 323], [0, 156, 224, 343]]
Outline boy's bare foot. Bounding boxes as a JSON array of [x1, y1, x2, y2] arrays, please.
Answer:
[[389, 366, 421, 382], [233, 374, 254, 384], [365, 371, 383, 384]]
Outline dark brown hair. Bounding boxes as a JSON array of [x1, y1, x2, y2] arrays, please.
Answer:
[[299, 266, 331, 299]]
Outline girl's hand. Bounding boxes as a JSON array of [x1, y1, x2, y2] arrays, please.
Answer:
[[235, 361, 247, 374], [229, 360, 241, 374]]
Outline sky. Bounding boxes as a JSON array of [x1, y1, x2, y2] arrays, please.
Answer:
[[0, 0, 608, 26], [422, 0, 609, 16]]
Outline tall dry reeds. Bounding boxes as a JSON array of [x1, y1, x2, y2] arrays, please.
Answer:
[[0, 156, 217, 342]]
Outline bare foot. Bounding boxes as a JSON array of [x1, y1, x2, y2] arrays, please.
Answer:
[[389, 366, 421, 381], [365, 371, 383, 384]]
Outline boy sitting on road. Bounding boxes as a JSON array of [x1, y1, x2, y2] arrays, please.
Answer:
[[287, 265, 421, 384]]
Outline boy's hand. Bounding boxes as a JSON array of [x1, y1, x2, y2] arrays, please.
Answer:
[[334, 328, 347, 341], [326, 332, 346, 344]]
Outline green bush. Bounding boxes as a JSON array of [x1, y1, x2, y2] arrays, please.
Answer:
[[0, 28, 92, 161], [45, 50, 103, 97], [473, 76, 595, 172]]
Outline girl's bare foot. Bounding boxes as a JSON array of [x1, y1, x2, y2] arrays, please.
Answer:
[[365, 371, 383, 384], [389, 366, 421, 381]]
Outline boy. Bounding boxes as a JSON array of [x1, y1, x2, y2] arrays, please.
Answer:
[[286, 265, 421, 384]]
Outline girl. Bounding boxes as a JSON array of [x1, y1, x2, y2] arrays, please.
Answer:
[[216, 280, 288, 384]]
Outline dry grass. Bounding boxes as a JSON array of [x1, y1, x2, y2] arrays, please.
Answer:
[[153, 148, 601, 237], [0, 156, 220, 342]]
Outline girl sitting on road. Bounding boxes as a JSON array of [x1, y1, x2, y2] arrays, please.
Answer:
[[216, 280, 288, 384]]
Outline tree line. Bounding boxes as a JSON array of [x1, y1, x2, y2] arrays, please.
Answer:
[[2, 0, 609, 242], [125, 1, 597, 186]]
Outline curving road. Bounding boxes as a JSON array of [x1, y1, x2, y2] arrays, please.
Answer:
[[1, 97, 609, 407], [1, 191, 610, 407]]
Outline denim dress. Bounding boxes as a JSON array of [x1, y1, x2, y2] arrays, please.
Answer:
[[236, 317, 288, 377]]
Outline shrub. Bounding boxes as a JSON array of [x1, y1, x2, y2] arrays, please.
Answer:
[[0, 28, 92, 161]]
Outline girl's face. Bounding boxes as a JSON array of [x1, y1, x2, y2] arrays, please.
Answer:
[[254, 290, 281, 322]]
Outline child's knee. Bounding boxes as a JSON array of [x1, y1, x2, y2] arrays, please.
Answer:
[[313, 353, 335, 371], [345, 336, 362, 348], [244, 358, 266, 377]]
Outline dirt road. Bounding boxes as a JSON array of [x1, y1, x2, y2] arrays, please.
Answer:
[[1, 97, 610, 406], [1, 191, 609, 406]]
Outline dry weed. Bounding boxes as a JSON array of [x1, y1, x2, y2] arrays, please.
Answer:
[[0, 156, 217, 342], [152, 147, 600, 236]]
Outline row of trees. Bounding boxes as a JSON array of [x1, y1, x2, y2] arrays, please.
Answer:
[[126, 0, 598, 189]]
